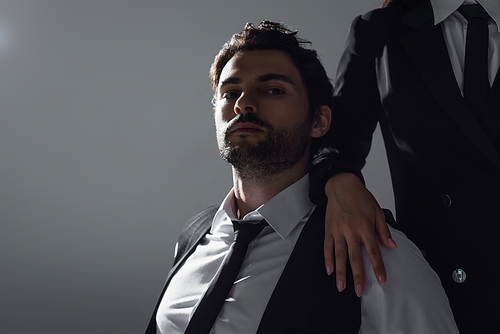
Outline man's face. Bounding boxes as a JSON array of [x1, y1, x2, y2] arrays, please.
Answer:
[[214, 49, 312, 180]]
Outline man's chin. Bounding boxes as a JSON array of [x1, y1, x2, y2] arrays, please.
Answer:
[[227, 137, 262, 149]]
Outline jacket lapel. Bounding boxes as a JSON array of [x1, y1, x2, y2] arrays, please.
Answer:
[[145, 207, 216, 334], [481, 69, 500, 143], [400, 0, 500, 170]]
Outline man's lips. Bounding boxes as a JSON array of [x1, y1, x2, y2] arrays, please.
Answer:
[[230, 123, 264, 133]]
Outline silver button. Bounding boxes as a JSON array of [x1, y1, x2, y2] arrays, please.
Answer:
[[441, 194, 452, 208], [452, 269, 466, 283]]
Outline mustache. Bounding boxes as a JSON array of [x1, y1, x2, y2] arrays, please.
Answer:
[[226, 113, 272, 133]]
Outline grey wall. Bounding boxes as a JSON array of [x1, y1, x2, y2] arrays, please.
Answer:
[[0, 1, 393, 333]]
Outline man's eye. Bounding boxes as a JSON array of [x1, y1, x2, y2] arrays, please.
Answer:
[[266, 88, 284, 95], [222, 92, 240, 99]]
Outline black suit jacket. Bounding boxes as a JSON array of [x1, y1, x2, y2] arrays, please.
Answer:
[[146, 206, 361, 334], [312, 1, 500, 332]]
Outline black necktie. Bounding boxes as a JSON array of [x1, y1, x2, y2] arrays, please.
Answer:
[[184, 219, 268, 334], [458, 4, 491, 120]]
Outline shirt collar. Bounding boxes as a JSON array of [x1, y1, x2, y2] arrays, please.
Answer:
[[430, 0, 500, 31], [212, 174, 315, 240]]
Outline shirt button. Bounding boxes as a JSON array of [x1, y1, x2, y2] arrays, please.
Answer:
[[441, 194, 452, 208], [452, 269, 466, 283]]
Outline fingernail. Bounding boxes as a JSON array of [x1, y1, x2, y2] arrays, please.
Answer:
[[337, 280, 344, 292], [356, 284, 362, 297], [388, 238, 397, 248], [326, 266, 333, 276], [378, 274, 386, 285]]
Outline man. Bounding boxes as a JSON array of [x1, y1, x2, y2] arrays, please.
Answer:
[[146, 21, 458, 333], [313, 0, 500, 332]]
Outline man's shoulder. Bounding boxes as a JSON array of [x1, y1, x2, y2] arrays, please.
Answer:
[[346, 5, 404, 45], [173, 206, 218, 264], [180, 205, 218, 236], [356, 0, 429, 26], [185, 205, 219, 224], [364, 224, 438, 291], [360, 224, 459, 332], [356, 5, 400, 25]]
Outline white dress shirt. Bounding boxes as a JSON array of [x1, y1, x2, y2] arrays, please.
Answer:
[[358, 227, 459, 333], [156, 174, 458, 333], [156, 175, 314, 334], [430, 0, 500, 93]]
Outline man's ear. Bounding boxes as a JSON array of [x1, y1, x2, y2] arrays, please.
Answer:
[[310, 105, 332, 138]]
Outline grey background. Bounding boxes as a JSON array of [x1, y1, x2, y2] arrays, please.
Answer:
[[0, 1, 393, 333]]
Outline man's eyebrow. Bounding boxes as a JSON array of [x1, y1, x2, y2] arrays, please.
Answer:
[[219, 77, 241, 88], [219, 73, 295, 89], [257, 73, 295, 85]]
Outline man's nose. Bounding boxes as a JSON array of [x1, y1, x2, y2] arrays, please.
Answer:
[[234, 92, 257, 115]]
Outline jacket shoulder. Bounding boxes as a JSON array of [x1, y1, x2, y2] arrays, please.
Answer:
[[358, 6, 400, 25], [180, 205, 218, 234], [359, 0, 430, 26], [174, 205, 218, 263]]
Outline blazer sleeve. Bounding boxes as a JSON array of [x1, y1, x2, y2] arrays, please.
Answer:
[[309, 14, 382, 204]]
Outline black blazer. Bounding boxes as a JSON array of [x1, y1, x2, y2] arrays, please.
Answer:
[[314, 0, 500, 332], [145, 206, 361, 334]]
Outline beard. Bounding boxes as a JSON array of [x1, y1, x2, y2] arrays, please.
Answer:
[[217, 113, 312, 182]]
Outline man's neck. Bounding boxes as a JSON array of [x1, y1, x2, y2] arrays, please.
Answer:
[[232, 164, 308, 219]]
